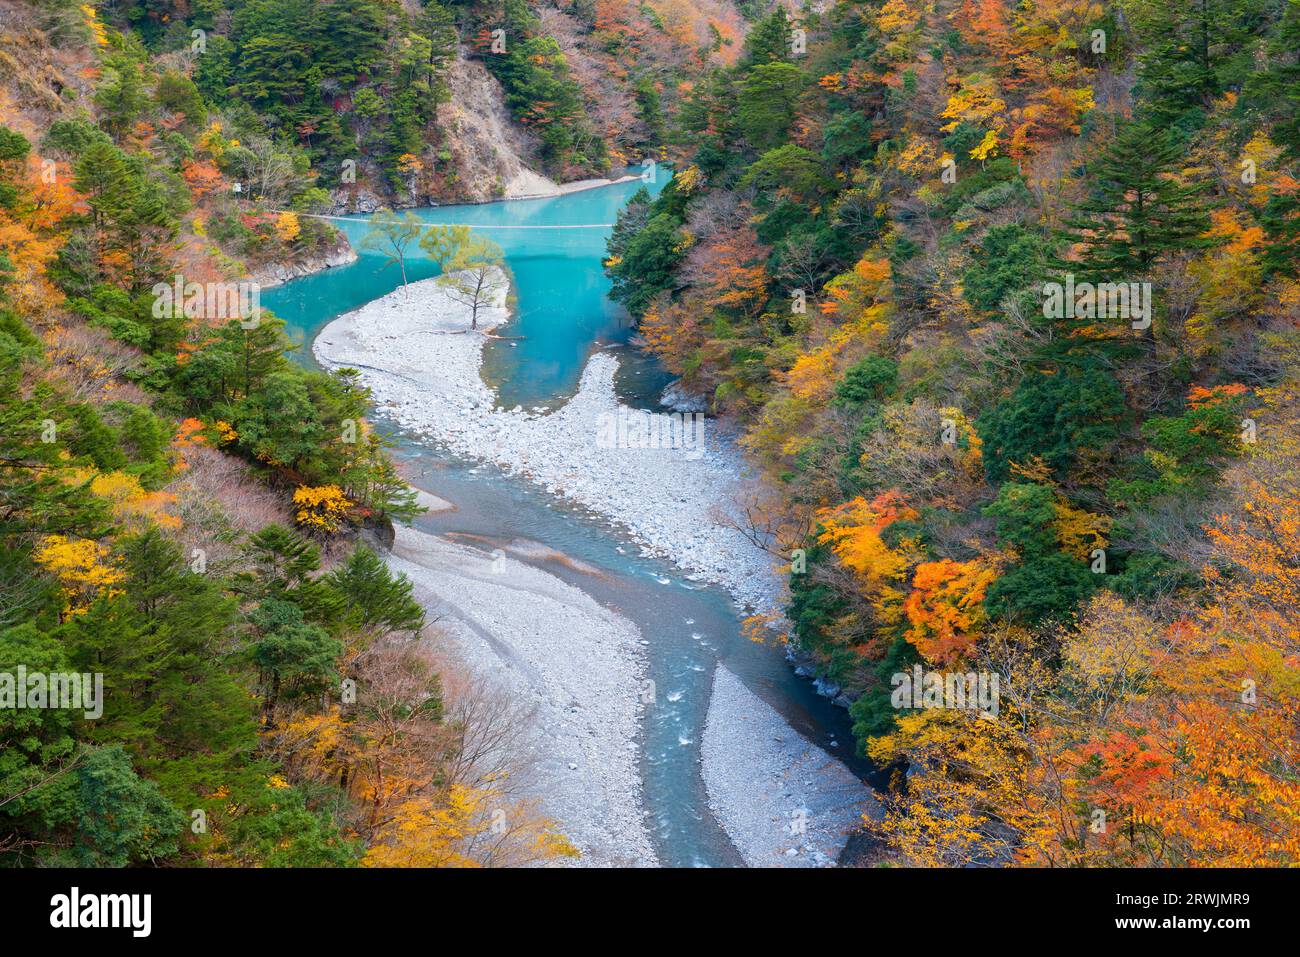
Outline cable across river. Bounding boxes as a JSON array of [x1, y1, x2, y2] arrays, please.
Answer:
[[285, 211, 616, 229]]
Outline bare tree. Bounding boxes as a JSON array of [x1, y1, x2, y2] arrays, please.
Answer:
[[361, 209, 424, 297], [711, 477, 817, 564], [436, 668, 540, 799], [429, 232, 507, 329], [229, 134, 302, 207]]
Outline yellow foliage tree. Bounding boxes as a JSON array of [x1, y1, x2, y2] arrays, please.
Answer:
[[940, 73, 1006, 133], [969, 129, 999, 162], [362, 785, 578, 868], [33, 535, 125, 619], [817, 492, 921, 631], [274, 211, 301, 243], [293, 484, 352, 535], [79, 469, 181, 530]]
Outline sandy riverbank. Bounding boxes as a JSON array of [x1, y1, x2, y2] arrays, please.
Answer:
[[701, 666, 882, 867], [390, 523, 655, 866], [505, 172, 643, 200], [312, 274, 783, 613], [314, 273, 885, 867]]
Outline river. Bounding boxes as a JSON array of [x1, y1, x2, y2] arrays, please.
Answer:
[[263, 178, 877, 867]]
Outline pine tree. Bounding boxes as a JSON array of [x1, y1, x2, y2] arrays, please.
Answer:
[[1059, 123, 1211, 280], [0, 127, 29, 210], [248, 598, 342, 718], [743, 7, 793, 65], [322, 545, 424, 642], [73, 141, 178, 292], [1260, 0, 1300, 159], [73, 140, 134, 236], [417, 0, 458, 96], [1128, 0, 1269, 125], [93, 53, 149, 140], [736, 62, 803, 150], [73, 747, 187, 867], [236, 524, 322, 602]]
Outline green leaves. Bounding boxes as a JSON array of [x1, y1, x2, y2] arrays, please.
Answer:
[[93, 53, 150, 140], [417, 223, 472, 271], [1108, 390, 1247, 505], [320, 545, 424, 642], [607, 211, 688, 317], [962, 224, 1048, 313], [491, 33, 607, 174], [736, 62, 803, 151], [738, 144, 829, 200], [360, 209, 423, 289], [0, 624, 81, 827], [73, 139, 181, 293], [833, 354, 898, 407], [742, 7, 795, 66], [1058, 122, 1210, 281], [73, 746, 187, 867], [249, 599, 342, 704], [232, 369, 328, 472], [982, 484, 1098, 624], [237, 523, 322, 603], [976, 361, 1126, 485], [0, 127, 29, 211], [1129, 0, 1271, 127], [982, 482, 1059, 555], [984, 550, 1097, 626]]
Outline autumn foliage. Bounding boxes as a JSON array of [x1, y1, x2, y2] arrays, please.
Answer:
[[605, 0, 1300, 867]]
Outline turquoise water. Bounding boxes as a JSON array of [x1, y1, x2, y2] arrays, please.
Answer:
[[398, 442, 877, 867], [266, 180, 877, 866], [264, 175, 671, 408]]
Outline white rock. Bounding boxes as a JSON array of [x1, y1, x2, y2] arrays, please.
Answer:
[[312, 274, 786, 616]]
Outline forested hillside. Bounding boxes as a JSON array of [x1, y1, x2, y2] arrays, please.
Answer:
[[0, 0, 676, 865], [48, 0, 750, 205], [4, 0, 1297, 872], [608, 0, 1300, 865]]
